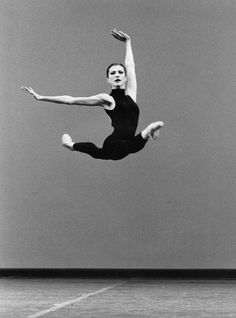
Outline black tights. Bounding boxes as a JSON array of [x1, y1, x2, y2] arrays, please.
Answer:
[[72, 132, 147, 160]]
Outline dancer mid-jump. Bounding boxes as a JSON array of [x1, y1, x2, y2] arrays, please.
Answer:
[[22, 29, 164, 160]]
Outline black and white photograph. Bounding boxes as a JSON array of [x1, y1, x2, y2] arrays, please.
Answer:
[[1, 0, 236, 317]]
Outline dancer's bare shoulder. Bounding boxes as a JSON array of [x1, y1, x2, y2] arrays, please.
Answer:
[[98, 93, 115, 110]]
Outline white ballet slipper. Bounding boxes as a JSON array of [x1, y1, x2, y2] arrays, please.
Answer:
[[143, 121, 164, 140], [62, 133, 74, 150]]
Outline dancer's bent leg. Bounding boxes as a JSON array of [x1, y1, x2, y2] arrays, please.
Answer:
[[102, 133, 148, 160], [141, 121, 164, 140]]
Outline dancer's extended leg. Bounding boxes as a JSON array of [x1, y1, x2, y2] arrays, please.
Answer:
[[73, 142, 108, 159], [62, 133, 110, 159]]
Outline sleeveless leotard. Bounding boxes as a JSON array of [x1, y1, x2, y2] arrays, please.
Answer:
[[105, 89, 140, 138], [72, 88, 147, 160]]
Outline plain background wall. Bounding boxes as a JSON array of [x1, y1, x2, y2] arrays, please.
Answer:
[[1, 0, 236, 268]]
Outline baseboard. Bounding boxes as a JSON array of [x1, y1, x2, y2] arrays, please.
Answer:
[[1, 268, 236, 279]]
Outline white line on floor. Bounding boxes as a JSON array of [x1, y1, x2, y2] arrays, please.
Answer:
[[27, 282, 124, 318]]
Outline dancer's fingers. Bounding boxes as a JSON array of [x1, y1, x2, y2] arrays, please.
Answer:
[[111, 29, 118, 35], [112, 34, 123, 41], [22, 86, 30, 92], [111, 29, 123, 39], [111, 30, 121, 38], [118, 30, 130, 38]]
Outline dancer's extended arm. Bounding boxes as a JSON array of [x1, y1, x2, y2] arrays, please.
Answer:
[[111, 29, 137, 102], [21, 86, 114, 109]]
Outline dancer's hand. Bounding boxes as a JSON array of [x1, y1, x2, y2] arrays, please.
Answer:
[[111, 28, 130, 42], [21, 86, 42, 100]]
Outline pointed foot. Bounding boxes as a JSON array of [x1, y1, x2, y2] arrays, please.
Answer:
[[62, 133, 74, 151], [142, 121, 164, 140]]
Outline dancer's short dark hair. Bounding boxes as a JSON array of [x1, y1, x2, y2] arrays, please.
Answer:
[[106, 63, 127, 78]]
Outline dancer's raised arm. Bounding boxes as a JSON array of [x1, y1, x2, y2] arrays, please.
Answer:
[[21, 86, 114, 109], [111, 29, 137, 102]]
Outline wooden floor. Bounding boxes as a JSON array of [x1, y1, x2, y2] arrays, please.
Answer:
[[1, 278, 236, 317]]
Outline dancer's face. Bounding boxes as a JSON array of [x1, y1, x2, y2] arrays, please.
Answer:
[[107, 65, 127, 89]]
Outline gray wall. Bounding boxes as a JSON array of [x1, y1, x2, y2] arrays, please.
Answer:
[[1, 0, 236, 268]]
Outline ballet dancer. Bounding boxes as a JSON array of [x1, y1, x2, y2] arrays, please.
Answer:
[[22, 29, 164, 160]]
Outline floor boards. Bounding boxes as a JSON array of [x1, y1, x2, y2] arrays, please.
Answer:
[[1, 278, 236, 317]]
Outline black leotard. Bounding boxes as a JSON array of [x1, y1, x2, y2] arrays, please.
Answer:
[[72, 89, 147, 160], [105, 89, 140, 138]]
